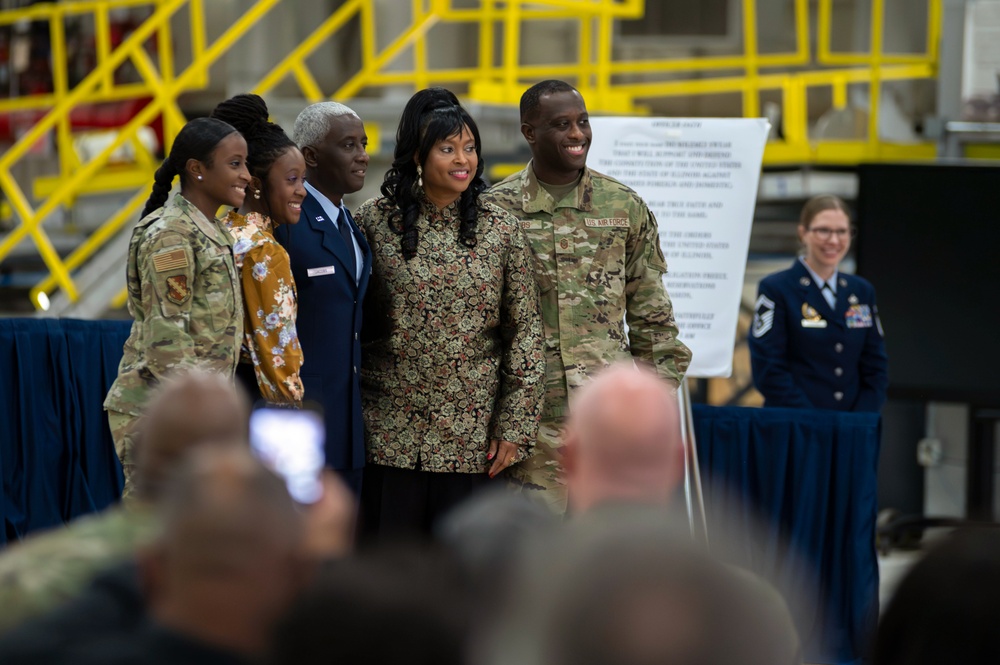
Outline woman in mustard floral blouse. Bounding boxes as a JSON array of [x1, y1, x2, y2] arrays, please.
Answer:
[[212, 94, 305, 407], [355, 88, 545, 537]]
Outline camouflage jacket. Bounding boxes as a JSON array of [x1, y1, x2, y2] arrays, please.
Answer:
[[484, 163, 691, 420], [104, 194, 242, 416], [0, 503, 157, 633]]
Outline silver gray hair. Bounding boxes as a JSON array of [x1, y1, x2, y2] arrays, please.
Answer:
[[293, 102, 360, 148]]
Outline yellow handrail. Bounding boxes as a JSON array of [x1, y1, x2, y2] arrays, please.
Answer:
[[0, 0, 190, 303], [28, 0, 281, 307], [0, 0, 283, 308]]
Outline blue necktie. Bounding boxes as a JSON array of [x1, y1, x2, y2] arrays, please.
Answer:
[[821, 282, 836, 309], [337, 208, 357, 279]]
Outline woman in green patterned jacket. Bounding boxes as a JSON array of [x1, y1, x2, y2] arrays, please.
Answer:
[[355, 88, 545, 538]]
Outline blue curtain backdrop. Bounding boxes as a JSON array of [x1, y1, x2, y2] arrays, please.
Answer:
[[694, 404, 881, 665], [0, 318, 129, 545], [0, 319, 879, 665]]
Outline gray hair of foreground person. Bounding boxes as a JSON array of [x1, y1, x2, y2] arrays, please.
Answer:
[[138, 447, 305, 659], [132, 368, 250, 502], [562, 362, 684, 513], [292, 101, 360, 149], [435, 488, 556, 614], [477, 508, 801, 665]]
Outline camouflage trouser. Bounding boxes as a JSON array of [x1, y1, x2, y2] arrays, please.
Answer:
[[506, 419, 567, 514], [107, 410, 142, 501]]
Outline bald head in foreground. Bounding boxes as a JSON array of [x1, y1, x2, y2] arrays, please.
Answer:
[[562, 363, 684, 513], [477, 365, 802, 665], [481, 507, 801, 665]]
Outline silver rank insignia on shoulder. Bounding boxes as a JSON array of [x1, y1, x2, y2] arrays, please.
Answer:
[[752, 294, 776, 338], [848, 294, 859, 305], [800, 277, 811, 286], [839, 278, 848, 288]]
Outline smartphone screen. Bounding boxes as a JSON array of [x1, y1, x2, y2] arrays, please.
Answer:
[[249, 408, 325, 504]]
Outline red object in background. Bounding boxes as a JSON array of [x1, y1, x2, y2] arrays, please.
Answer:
[[0, 97, 164, 154], [0, 10, 166, 150]]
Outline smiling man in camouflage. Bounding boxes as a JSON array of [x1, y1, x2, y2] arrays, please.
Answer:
[[485, 80, 691, 512]]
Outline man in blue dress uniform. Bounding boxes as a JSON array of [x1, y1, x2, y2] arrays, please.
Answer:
[[274, 102, 372, 494]]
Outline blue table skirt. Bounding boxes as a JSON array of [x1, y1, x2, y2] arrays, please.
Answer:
[[0, 318, 129, 544], [694, 404, 880, 665], [0, 318, 877, 665]]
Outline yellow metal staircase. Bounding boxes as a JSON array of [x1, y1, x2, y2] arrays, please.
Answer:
[[0, 0, 943, 313]]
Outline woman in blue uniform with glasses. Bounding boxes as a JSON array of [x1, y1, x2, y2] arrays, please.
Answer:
[[749, 195, 888, 412]]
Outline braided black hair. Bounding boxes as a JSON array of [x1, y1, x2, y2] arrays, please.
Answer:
[[380, 87, 487, 260], [211, 94, 298, 217], [140, 117, 238, 219]]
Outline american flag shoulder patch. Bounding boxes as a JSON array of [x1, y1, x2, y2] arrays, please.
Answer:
[[152, 248, 189, 273]]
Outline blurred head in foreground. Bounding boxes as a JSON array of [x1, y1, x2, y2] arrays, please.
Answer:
[[133, 369, 250, 502], [563, 362, 684, 513], [270, 544, 467, 665], [139, 447, 304, 658], [873, 528, 1000, 665], [479, 509, 800, 665]]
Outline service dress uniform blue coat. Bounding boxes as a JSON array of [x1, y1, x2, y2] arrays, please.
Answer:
[[749, 259, 888, 412], [274, 189, 371, 494]]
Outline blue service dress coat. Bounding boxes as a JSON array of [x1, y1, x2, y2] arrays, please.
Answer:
[[273, 191, 371, 490], [749, 259, 888, 412]]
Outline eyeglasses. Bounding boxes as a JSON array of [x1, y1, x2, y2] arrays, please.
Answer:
[[808, 227, 856, 240]]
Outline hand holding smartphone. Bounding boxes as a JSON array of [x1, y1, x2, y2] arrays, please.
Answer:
[[249, 407, 325, 504]]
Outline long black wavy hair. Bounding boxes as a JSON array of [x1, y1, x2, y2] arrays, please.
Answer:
[[380, 87, 487, 260], [211, 93, 298, 220], [140, 117, 239, 220]]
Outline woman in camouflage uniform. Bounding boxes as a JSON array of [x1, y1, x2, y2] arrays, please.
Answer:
[[104, 117, 250, 497]]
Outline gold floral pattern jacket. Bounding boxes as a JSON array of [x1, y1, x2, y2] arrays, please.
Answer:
[[355, 195, 545, 473], [223, 210, 304, 406]]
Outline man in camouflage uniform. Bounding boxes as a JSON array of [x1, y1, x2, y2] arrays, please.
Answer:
[[104, 194, 243, 497], [485, 80, 691, 512], [0, 371, 249, 634]]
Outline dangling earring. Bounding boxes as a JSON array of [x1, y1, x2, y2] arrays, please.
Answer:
[[254, 189, 261, 200], [417, 165, 423, 188]]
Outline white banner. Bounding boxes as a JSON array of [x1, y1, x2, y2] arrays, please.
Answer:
[[963, 0, 1000, 98], [589, 117, 769, 378]]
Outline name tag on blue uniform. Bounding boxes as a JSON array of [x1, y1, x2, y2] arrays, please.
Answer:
[[846, 304, 873, 328]]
